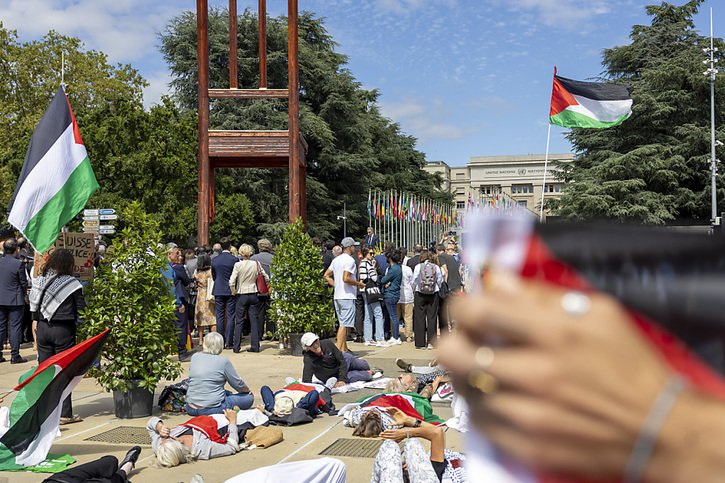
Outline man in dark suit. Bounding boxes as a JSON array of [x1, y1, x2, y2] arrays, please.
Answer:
[[211, 237, 237, 348], [0, 238, 28, 363], [363, 227, 379, 249]]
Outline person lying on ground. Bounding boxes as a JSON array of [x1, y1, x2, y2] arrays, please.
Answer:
[[147, 409, 239, 467], [259, 383, 322, 417], [346, 392, 444, 435], [43, 446, 141, 483], [369, 407, 465, 483], [224, 457, 346, 483], [185, 332, 254, 416], [301, 332, 382, 388], [385, 373, 450, 401]]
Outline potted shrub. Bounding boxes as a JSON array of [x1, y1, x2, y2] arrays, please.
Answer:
[[270, 219, 335, 356], [80, 202, 182, 418]]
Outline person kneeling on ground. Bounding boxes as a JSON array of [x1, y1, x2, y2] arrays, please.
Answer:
[[301, 332, 382, 388], [148, 409, 239, 467], [43, 447, 141, 483], [185, 332, 254, 415]]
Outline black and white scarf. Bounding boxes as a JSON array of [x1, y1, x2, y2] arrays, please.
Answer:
[[29, 271, 82, 321]]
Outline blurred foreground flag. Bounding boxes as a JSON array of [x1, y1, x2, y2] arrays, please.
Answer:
[[8, 86, 99, 253], [0, 330, 110, 469], [549, 71, 632, 129]]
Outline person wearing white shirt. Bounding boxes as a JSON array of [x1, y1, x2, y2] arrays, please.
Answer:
[[324, 237, 365, 352], [397, 262, 414, 343], [411, 251, 444, 349]]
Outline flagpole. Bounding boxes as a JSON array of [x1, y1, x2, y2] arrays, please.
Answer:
[[539, 123, 552, 222]]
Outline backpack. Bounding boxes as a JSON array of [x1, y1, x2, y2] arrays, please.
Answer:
[[418, 262, 437, 295]]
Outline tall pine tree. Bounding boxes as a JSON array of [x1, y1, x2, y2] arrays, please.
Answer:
[[554, 0, 725, 223]]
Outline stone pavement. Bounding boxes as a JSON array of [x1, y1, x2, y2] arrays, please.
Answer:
[[0, 340, 462, 483]]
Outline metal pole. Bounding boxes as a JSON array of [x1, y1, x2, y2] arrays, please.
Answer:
[[540, 124, 552, 222], [709, 7, 718, 223], [343, 201, 347, 238]]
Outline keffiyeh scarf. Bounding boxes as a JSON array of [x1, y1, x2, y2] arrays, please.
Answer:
[[29, 271, 82, 321]]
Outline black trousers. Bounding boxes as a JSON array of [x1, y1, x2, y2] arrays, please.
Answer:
[[0, 304, 24, 359], [37, 320, 76, 419], [354, 295, 365, 338], [43, 455, 127, 483], [413, 293, 439, 348], [174, 306, 189, 354], [234, 293, 260, 352]]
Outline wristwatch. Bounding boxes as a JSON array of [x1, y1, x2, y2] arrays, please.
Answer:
[[413, 419, 422, 428]]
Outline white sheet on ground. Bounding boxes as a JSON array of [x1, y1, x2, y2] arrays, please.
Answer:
[[224, 457, 346, 483]]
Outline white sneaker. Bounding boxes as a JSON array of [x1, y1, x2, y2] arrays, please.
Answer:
[[364, 340, 376, 346], [427, 344, 434, 350], [375, 340, 389, 347], [372, 372, 383, 379], [393, 338, 402, 345], [325, 377, 338, 390]]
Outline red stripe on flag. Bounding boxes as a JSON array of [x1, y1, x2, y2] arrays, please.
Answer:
[[65, 94, 84, 145], [550, 76, 579, 117], [15, 329, 110, 391]]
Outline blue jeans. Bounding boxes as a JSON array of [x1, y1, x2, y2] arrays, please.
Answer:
[[0, 305, 23, 358], [185, 390, 254, 415], [384, 298, 400, 340], [363, 298, 385, 342], [214, 295, 236, 345], [343, 351, 372, 383], [260, 386, 320, 414]]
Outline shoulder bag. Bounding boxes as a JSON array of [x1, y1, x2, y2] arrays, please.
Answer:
[[255, 261, 270, 297]]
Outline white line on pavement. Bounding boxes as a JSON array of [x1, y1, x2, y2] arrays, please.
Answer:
[[54, 420, 113, 442], [275, 418, 343, 464]]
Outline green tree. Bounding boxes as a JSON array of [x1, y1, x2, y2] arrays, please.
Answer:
[[553, 0, 725, 223], [160, 9, 450, 241], [270, 218, 335, 338], [80, 202, 182, 392]]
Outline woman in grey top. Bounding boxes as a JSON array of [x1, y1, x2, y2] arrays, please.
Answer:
[[147, 409, 239, 467], [184, 332, 254, 415]]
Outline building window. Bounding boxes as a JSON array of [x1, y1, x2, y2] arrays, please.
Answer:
[[511, 184, 534, 194], [545, 183, 561, 193], [517, 200, 528, 208], [456, 201, 465, 209], [455, 172, 466, 178], [455, 187, 466, 195], [480, 185, 501, 195]]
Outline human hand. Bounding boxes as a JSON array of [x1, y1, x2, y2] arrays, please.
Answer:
[[437, 273, 673, 480], [384, 407, 414, 427], [380, 429, 407, 442], [224, 409, 237, 424], [334, 381, 346, 388], [156, 423, 170, 438]]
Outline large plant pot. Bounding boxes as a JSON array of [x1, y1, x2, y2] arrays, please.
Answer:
[[113, 381, 154, 419], [289, 332, 304, 357]]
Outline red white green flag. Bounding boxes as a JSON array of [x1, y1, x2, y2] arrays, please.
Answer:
[[549, 72, 632, 129]]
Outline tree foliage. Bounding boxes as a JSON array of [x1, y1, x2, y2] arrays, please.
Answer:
[[160, 9, 450, 241], [269, 218, 335, 338], [80, 202, 182, 392], [554, 0, 725, 223]]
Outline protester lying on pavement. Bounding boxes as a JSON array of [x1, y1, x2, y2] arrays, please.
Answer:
[[148, 409, 242, 467], [301, 332, 383, 388], [259, 382, 326, 418], [341, 392, 444, 435], [42, 447, 141, 483], [385, 372, 451, 401], [369, 407, 467, 483], [184, 332, 254, 416], [224, 457, 346, 483]]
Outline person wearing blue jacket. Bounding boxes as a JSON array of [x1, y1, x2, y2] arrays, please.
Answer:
[[380, 249, 403, 345]]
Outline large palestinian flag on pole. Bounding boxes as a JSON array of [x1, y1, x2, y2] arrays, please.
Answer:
[[8, 86, 99, 253], [549, 73, 632, 129], [0, 329, 109, 470]]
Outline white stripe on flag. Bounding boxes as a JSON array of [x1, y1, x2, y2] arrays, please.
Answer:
[[568, 95, 633, 123], [9, 124, 88, 230]]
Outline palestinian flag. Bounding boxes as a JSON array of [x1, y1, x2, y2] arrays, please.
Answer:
[[8, 86, 99, 253], [352, 392, 444, 424], [549, 73, 632, 129], [0, 329, 110, 469]]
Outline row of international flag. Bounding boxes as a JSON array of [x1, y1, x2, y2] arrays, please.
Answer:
[[367, 190, 454, 226]]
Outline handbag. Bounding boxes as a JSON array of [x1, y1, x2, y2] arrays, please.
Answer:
[[206, 275, 215, 301], [364, 278, 383, 304], [438, 281, 451, 300], [255, 261, 270, 296]]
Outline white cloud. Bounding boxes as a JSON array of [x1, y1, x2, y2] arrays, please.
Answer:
[[505, 0, 611, 27], [143, 70, 173, 109], [374, 0, 456, 15], [380, 97, 479, 142]]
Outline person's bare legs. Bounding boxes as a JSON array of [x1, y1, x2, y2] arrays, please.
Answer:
[[336, 326, 348, 352]]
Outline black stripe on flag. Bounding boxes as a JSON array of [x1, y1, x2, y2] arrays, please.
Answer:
[[8, 86, 72, 210], [0, 331, 107, 455], [555, 75, 632, 101]]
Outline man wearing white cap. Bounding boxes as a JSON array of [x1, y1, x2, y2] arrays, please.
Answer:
[[301, 332, 381, 388], [324, 237, 364, 352]]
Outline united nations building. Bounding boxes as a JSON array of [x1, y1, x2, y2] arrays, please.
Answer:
[[423, 153, 574, 216]]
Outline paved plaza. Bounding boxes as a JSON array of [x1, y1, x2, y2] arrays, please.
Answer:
[[0, 340, 463, 483]]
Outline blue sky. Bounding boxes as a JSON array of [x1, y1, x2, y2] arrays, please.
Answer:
[[1, 0, 722, 166]]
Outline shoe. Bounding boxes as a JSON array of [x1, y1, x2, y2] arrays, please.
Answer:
[[375, 340, 389, 347], [396, 358, 412, 372], [246, 348, 260, 353], [59, 415, 83, 425], [370, 367, 384, 376], [372, 372, 383, 380], [427, 344, 434, 350], [324, 377, 338, 390], [10, 357, 27, 364], [388, 338, 402, 346], [120, 445, 141, 469], [0, 356, 6, 363], [364, 340, 376, 346], [178, 352, 192, 362], [224, 345, 233, 350]]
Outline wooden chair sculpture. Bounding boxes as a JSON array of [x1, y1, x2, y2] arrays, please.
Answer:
[[196, 0, 306, 245]]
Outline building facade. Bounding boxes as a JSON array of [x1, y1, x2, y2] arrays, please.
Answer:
[[424, 153, 574, 215]]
